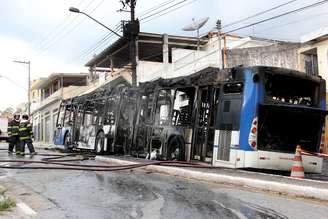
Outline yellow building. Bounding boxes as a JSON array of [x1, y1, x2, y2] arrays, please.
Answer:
[[299, 27, 328, 153]]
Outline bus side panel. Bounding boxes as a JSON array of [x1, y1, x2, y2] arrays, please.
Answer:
[[239, 69, 263, 151]]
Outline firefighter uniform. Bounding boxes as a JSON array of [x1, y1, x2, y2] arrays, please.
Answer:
[[19, 118, 36, 155], [7, 119, 20, 153]]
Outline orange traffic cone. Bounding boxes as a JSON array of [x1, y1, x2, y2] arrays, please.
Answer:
[[290, 145, 305, 179]]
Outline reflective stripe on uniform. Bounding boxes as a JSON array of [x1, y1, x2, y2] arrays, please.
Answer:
[[20, 136, 30, 140], [19, 128, 27, 131], [12, 126, 19, 129]]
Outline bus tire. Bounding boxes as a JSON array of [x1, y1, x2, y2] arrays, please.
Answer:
[[167, 136, 185, 161], [95, 131, 105, 155]]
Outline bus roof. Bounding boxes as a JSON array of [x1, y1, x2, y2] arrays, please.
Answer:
[[139, 66, 324, 91]]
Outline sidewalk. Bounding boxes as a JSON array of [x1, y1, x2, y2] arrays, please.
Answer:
[[96, 155, 328, 202]]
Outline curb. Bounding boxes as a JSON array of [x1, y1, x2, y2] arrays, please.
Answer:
[[96, 156, 328, 201]]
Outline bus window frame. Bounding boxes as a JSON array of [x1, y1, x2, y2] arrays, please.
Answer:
[[154, 89, 174, 126], [172, 86, 196, 127]]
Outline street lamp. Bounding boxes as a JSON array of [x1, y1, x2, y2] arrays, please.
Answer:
[[69, 5, 138, 87], [69, 7, 122, 38], [13, 60, 31, 116]]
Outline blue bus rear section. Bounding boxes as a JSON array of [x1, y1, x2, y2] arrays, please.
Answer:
[[239, 68, 263, 152]]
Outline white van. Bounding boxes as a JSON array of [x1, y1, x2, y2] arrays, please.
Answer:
[[0, 118, 8, 141]]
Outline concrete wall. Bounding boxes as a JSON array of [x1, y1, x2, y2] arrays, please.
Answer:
[[226, 43, 301, 70], [137, 61, 166, 82]]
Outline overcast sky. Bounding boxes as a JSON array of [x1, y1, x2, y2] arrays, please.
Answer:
[[1, 0, 328, 110]]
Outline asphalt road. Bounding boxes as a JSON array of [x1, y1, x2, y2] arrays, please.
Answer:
[[0, 144, 327, 219]]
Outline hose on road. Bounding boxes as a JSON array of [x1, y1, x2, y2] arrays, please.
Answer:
[[0, 152, 225, 171]]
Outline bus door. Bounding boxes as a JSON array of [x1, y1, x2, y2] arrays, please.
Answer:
[[132, 92, 154, 157], [54, 101, 74, 145], [103, 95, 119, 153], [149, 89, 174, 157], [192, 86, 220, 163], [213, 82, 243, 167], [54, 102, 65, 145], [77, 102, 96, 150], [115, 90, 138, 154]]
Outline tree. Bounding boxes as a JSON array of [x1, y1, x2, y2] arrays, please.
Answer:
[[0, 107, 15, 119]]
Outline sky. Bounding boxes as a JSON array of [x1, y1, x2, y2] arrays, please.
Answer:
[[1, 0, 328, 110]]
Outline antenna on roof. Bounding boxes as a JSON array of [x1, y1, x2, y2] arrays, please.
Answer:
[[183, 17, 209, 50]]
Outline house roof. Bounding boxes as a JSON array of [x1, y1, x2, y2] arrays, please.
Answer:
[[31, 73, 89, 90], [301, 27, 328, 43], [85, 32, 209, 68]]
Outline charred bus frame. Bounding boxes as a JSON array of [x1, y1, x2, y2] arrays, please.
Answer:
[[55, 66, 327, 172]]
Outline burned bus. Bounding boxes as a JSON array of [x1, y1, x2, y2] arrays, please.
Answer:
[[55, 66, 327, 173]]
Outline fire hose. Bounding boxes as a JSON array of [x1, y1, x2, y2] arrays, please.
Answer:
[[301, 149, 328, 159], [0, 149, 326, 172], [0, 152, 227, 171]]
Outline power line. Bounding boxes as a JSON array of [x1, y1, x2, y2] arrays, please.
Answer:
[[32, 0, 93, 53], [141, 0, 198, 23], [139, 0, 187, 21], [0, 75, 27, 91], [137, 0, 177, 17], [252, 10, 328, 37], [222, 0, 298, 29], [225, 0, 328, 34], [76, 33, 115, 62], [35, 0, 106, 56], [72, 24, 121, 63]]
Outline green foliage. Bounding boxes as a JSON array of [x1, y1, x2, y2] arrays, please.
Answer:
[[0, 197, 16, 212], [0, 186, 16, 212]]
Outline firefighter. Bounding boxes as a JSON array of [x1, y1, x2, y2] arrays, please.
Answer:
[[7, 114, 21, 154], [18, 114, 36, 156]]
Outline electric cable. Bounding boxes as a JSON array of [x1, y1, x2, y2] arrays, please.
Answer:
[[141, 0, 198, 24], [222, 0, 298, 29], [33, 0, 95, 53], [224, 0, 328, 34], [139, 0, 187, 21], [137, 0, 177, 17], [35, 0, 107, 56], [31, 0, 88, 52]]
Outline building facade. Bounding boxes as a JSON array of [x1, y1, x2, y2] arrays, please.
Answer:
[[299, 27, 328, 153], [31, 73, 88, 143]]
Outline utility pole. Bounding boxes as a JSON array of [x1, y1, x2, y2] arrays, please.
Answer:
[[120, 0, 139, 87], [130, 0, 137, 87], [216, 19, 223, 69], [13, 60, 31, 116]]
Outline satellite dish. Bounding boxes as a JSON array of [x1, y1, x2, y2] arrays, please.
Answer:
[[182, 17, 209, 50], [183, 17, 209, 31]]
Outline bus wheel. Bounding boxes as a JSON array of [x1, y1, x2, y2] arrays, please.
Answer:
[[64, 133, 72, 153], [167, 136, 185, 161], [95, 132, 105, 155]]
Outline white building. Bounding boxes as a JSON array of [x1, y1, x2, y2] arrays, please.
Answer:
[[85, 32, 281, 84], [31, 73, 88, 143]]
